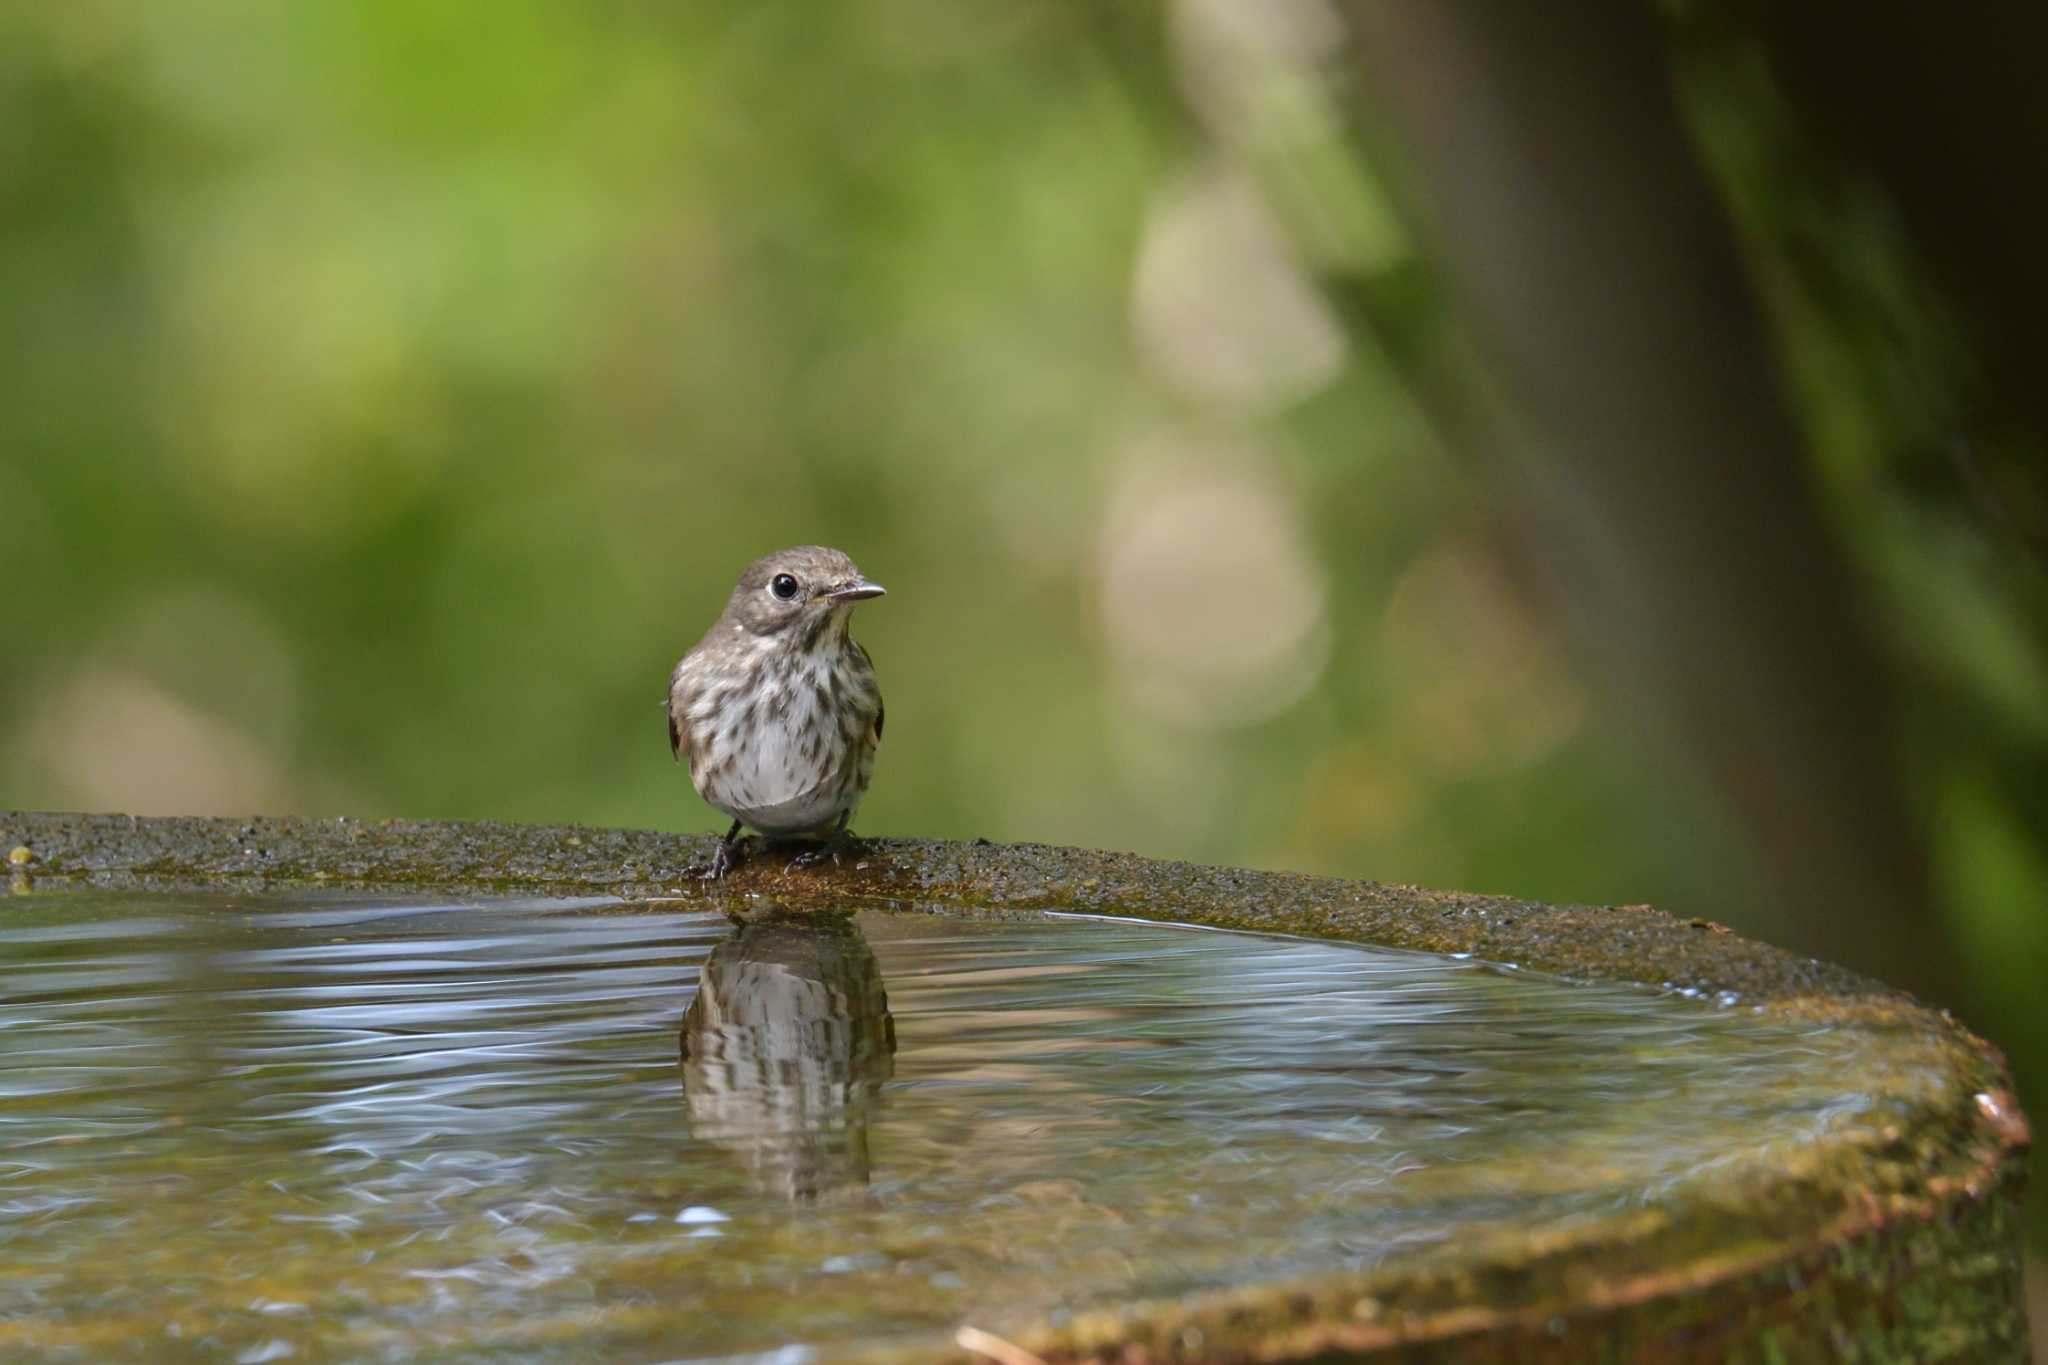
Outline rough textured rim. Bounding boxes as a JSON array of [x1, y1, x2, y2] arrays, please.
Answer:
[[1, 811, 2031, 1363]]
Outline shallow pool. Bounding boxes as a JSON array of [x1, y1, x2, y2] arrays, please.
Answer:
[[0, 892, 1910, 1361]]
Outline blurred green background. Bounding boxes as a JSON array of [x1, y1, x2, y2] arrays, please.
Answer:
[[3, 0, 2044, 1304]]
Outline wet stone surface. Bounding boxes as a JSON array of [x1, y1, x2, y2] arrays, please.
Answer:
[[0, 890, 1951, 1363]]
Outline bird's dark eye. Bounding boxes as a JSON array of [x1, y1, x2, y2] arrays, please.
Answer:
[[770, 573, 800, 600]]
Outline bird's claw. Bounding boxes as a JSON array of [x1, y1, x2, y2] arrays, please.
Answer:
[[700, 828, 744, 881], [790, 833, 855, 869]]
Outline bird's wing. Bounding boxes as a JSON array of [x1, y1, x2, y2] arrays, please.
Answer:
[[667, 663, 690, 763], [854, 641, 883, 744]]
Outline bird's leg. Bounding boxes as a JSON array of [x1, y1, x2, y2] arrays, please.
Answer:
[[703, 820, 744, 880], [790, 814, 855, 869]]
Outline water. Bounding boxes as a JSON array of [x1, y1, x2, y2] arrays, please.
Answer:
[[0, 892, 1916, 1362]]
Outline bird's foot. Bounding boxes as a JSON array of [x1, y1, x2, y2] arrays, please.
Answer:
[[699, 822, 745, 880], [790, 829, 857, 869]]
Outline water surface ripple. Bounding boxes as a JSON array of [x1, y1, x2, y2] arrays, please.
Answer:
[[0, 893, 1912, 1361]]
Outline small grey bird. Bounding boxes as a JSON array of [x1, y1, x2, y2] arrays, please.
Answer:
[[668, 546, 886, 878]]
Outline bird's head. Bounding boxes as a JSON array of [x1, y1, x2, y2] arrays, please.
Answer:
[[721, 545, 885, 644]]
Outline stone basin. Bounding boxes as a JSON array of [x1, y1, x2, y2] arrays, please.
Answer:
[[0, 811, 2030, 1362]]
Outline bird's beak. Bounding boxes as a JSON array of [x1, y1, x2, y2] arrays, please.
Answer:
[[823, 579, 886, 603]]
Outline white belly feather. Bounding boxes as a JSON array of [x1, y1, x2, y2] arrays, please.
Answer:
[[679, 639, 873, 837]]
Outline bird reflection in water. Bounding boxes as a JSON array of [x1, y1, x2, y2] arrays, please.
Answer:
[[680, 908, 896, 1200]]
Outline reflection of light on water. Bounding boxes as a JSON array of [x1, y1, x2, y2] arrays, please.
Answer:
[[1095, 441, 1329, 731], [0, 894, 1936, 1361]]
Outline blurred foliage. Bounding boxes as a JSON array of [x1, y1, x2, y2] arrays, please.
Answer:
[[1664, 4, 2048, 1163], [1, 0, 2041, 1230], [0, 0, 1690, 901]]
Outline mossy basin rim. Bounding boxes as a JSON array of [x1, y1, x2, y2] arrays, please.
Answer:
[[0, 811, 2029, 1363]]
